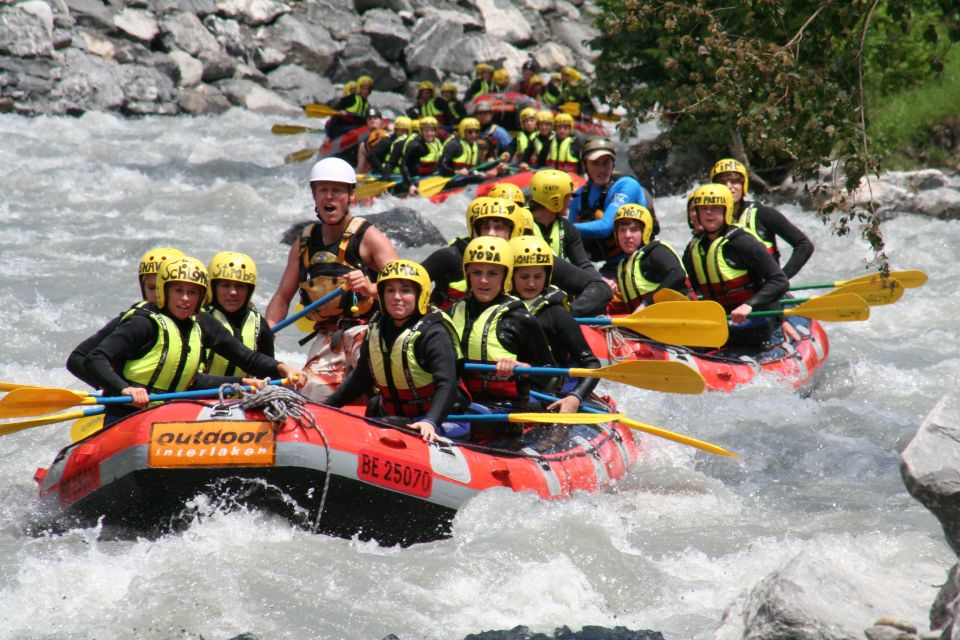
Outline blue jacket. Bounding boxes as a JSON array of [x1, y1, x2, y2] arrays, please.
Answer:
[[570, 175, 648, 239]]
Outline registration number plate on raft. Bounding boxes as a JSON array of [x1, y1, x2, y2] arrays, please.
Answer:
[[357, 451, 432, 498]]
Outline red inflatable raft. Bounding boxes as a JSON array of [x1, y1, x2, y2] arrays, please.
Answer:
[[581, 315, 830, 392], [33, 397, 641, 545]]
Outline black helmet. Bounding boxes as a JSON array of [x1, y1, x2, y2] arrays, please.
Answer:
[[367, 107, 382, 119], [522, 59, 540, 72]]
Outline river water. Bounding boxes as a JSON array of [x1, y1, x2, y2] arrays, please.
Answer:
[[0, 109, 957, 640]]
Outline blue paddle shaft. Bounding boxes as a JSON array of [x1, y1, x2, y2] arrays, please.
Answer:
[[95, 378, 288, 406], [463, 363, 570, 376], [272, 286, 346, 333]]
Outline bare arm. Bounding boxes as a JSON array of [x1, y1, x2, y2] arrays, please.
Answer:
[[345, 225, 399, 298], [265, 239, 302, 327]]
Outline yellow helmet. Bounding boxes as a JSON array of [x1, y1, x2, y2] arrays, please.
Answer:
[[530, 169, 575, 213], [710, 158, 749, 195], [475, 62, 494, 75], [561, 66, 583, 82], [692, 183, 735, 225], [138, 247, 185, 299], [418, 116, 439, 130], [613, 204, 656, 245], [458, 117, 481, 137], [509, 235, 553, 287], [487, 182, 526, 208], [529, 74, 544, 86], [554, 112, 574, 127], [492, 68, 509, 85], [417, 80, 435, 94], [377, 259, 432, 316], [535, 110, 554, 124], [356, 75, 374, 88], [463, 236, 513, 295], [519, 107, 537, 122], [208, 251, 258, 302], [393, 115, 413, 132], [468, 196, 523, 239], [342, 80, 356, 96], [517, 207, 536, 236], [440, 82, 458, 96], [156, 256, 211, 314]]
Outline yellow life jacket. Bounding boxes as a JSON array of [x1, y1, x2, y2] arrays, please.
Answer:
[[205, 307, 264, 377], [443, 137, 479, 169], [546, 136, 578, 173], [450, 297, 524, 399], [298, 217, 375, 322], [522, 285, 568, 316], [617, 241, 685, 310], [367, 310, 462, 418], [537, 218, 566, 258], [687, 228, 755, 310], [122, 307, 203, 394], [415, 138, 443, 175], [733, 202, 774, 255]]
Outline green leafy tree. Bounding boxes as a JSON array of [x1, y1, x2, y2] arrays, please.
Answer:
[[590, 0, 959, 268]]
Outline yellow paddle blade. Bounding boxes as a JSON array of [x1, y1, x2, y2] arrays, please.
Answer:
[[284, 147, 317, 164], [0, 381, 45, 392], [612, 300, 729, 347], [839, 269, 926, 289], [271, 123, 321, 135], [619, 417, 740, 459], [558, 101, 581, 117], [825, 279, 904, 306], [508, 412, 624, 425], [304, 103, 338, 118], [355, 180, 398, 201], [592, 111, 621, 122], [651, 288, 690, 303], [70, 414, 106, 442], [568, 360, 706, 395], [0, 388, 97, 418], [290, 303, 318, 334], [417, 175, 453, 197], [784, 293, 869, 322], [0, 408, 98, 437]]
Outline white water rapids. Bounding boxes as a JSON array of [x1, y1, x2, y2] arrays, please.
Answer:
[[0, 109, 957, 639]]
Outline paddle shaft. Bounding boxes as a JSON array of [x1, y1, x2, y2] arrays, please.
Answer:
[[271, 286, 346, 333], [89, 378, 291, 407]]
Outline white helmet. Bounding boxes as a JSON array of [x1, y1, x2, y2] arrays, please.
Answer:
[[309, 157, 356, 185]]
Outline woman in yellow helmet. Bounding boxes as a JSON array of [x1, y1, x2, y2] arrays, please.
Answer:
[[511, 107, 539, 168], [400, 116, 443, 196], [326, 260, 468, 443], [204, 251, 274, 377], [325, 74, 374, 140], [683, 184, 788, 348], [67, 246, 184, 388], [466, 63, 494, 102], [406, 80, 456, 126], [84, 256, 303, 425], [440, 81, 466, 125], [508, 235, 600, 414], [544, 113, 581, 173]]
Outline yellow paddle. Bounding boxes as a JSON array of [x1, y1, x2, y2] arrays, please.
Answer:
[[355, 180, 399, 200], [576, 300, 729, 347], [529, 391, 738, 458], [819, 279, 903, 306], [303, 103, 339, 118], [790, 269, 927, 291], [592, 111, 622, 122], [463, 360, 705, 395], [558, 102, 581, 117], [284, 147, 318, 164], [70, 413, 106, 442], [747, 293, 870, 322], [271, 123, 322, 135], [0, 406, 105, 437]]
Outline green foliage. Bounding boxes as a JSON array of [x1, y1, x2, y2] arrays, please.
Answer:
[[590, 0, 959, 267]]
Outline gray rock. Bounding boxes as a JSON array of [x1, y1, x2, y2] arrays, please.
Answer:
[[355, 0, 413, 12], [333, 34, 405, 91], [169, 49, 204, 86], [714, 552, 932, 640], [931, 563, 960, 632], [362, 8, 411, 61], [305, 0, 361, 41], [113, 7, 159, 42], [548, 18, 598, 63], [530, 41, 575, 71], [281, 208, 446, 248], [902, 395, 960, 556], [116, 62, 176, 114], [403, 17, 464, 74], [257, 14, 340, 74], [177, 82, 231, 113], [204, 14, 255, 58], [160, 11, 222, 58], [64, 0, 116, 30], [267, 64, 334, 106], [368, 89, 408, 118], [0, 55, 56, 101], [200, 51, 237, 82], [0, 1, 55, 57], [50, 48, 125, 114], [473, 0, 532, 46], [214, 77, 300, 114], [214, 0, 289, 26], [150, 0, 218, 16]]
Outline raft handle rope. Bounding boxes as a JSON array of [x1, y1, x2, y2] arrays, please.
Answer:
[[215, 384, 333, 534]]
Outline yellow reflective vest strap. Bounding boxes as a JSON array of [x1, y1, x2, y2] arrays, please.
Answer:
[[687, 229, 755, 308], [515, 130, 535, 156], [205, 307, 263, 377], [298, 217, 374, 320], [418, 138, 443, 167], [546, 137, 578, 170], [443, 137, 478, 168], [344, 94, 368, 117], [387, 134, 408, 172], [733, 203, 772, 252], [421, 99, 443, 119], [617, 241, 685, 304], [539, 218, 565, 257], [523, 285, 568, 315], [122, 309, 203, 393]]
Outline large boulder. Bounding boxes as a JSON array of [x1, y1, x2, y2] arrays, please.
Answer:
[[159, 11, 222, 59], [281, 208, 446, 249], [361, 9, 411, 62], [49, 49, 125, 114], [113, 8, 160, 43], [214, 0, 289, 26], [0, 1, 55, 57], [214, 78, 300, 115], [115, 62, 177, 114], [332, 34, 406, 91], [256, 14, 340, 75], [473, 0, 533, 46], [267, 64, 335, 107]]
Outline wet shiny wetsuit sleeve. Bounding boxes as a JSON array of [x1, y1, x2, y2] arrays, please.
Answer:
[[67, 313, 122, 388], [400, 137, 426, 189], [559, 217, 598, 273], [535, 303, 600, 400], [551, 257, 612, 317], [438, 138, 461, 177], [638, 243, 689, 305], [84, 313, 161, 395], [497, 307, 558, 389], [750, 201, 815, 279]]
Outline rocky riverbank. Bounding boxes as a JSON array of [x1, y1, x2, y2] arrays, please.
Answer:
[[0, 0, 599, 117]]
